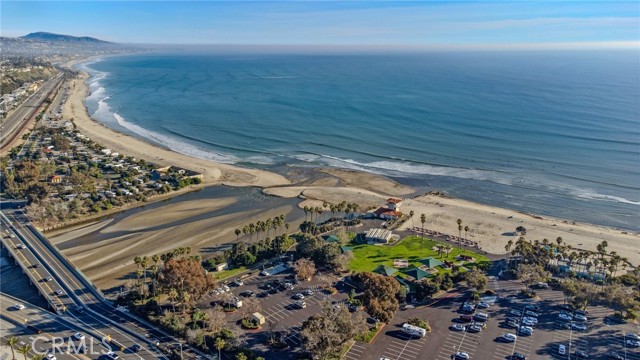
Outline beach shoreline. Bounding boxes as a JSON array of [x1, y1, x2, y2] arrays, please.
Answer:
[[47, 60, 639, 291]]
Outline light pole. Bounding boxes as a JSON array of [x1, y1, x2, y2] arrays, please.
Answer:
[[170, 342, 183, 360]]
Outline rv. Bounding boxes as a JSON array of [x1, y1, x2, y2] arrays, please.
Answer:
[[402, 323, 427, 338]]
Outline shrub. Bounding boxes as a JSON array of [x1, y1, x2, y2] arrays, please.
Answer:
[[241, 318, 259, 329], [407, 318, 431, 332]]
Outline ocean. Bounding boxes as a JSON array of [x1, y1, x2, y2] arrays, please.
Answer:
[[78, 50, 640, 231]]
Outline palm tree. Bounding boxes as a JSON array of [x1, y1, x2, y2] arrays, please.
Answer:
[[420, 213, 426, 238], [234, 228, 241, 241], [215, 337, 226, 360], [8, 336, 18, 360], [464, 225, 469, 241], [168, 287, 178, 313], [141, 256, 150, 297], [456, 219, 462, 239], [30, 354, 46, 360], [409, 210, 415, 229], [17, 344, 31, 360]]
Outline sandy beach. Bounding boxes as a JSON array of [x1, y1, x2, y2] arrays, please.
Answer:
[[64, 72, 290, 188], [48, 69, 639, 293]]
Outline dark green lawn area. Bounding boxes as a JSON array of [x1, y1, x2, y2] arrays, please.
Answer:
[[349, 236, 490, 273]]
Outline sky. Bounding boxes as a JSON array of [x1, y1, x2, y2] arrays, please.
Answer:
[[2, 1, 639, 49]]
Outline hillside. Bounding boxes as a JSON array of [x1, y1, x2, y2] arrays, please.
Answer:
[[21, 32, 112, 44]]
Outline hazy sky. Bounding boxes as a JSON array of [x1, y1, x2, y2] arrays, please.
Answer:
[[2, 1, 639, 49]]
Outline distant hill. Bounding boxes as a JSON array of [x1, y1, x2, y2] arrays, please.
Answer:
[[21, 32, 112, 44]]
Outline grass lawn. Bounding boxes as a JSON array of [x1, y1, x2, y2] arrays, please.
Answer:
[[212, 266, 247, 280], [349, 236, 490, 273]]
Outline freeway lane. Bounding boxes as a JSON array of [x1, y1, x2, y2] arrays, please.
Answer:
[[1, 214, 162, 360], [0, 73, 63, 148], [3, 211, 203, 359]]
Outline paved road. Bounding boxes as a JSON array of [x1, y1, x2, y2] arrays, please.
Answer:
[[1, 211, 168, 360], [0, 73, 63, 148]]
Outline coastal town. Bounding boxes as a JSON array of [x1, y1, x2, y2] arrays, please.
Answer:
[[1, 8, 639, 360]]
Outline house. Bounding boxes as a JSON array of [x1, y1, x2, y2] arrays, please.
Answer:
[[214, 263, 228, 272], [404, 267, 432, 281], [100, 148, 112, 156], [365, 228, 396, 244], [340, 245, 354, 254], [418, 257, 444, 269], [49, 175, 62, 183], [323, 235, 341, 243], [386, 198, 403, 211], [373, 265, 398, 277], [373, 207, 402, 220]]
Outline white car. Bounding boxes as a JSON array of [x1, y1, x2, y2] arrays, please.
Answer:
[[627, 333, 640, 341], [501, 333, 517, 342], [234, 280, 244, 286], [46, 354, 56, 360], [455, 352, 470, 360], [72, 332, 85, 341], [573, 314, 587, 322], [223, 285, 230, 292], [522, 317, 537, 326], [450, 324, 465, 331], [106, 352, 120, 360], [558, 313, 573, 321], [571, 323, 587, 331], [626, 339, 640, 347], [13, 304, 25, 310], [524, 310, 538, 318], [519, 326, 534, 335], [16, 244, 26, 249], [55, 289, 64, 296], [559, 344, 566, 355], [509, 309, 522, 316], [303, 289, 314, 296], [477, 302, 489, 309]]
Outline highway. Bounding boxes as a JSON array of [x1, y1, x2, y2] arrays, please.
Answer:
[[1, 210, 204, 359], [1, 211, 167, 360], [0, 72, 64, 149]]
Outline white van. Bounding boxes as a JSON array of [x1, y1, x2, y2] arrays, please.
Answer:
[[473, 312, 489, 322], [402, 323, 427, 338]]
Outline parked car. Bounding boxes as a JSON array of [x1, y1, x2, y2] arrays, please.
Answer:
[[574, 314, 587, 322], [607, 352, 624, 360], [626, 339, 640, 347], [533, 282, 548, 289], [16, 244, 26, 249], [521, 317, 537, 326], [233, 280, 244, 286], [511, 352, 526, 360], [571, 323, 587, 331], [106, 352, 120, 360], [72, 333, 85, 341], [240, 291, 255, 298], [574, 350, 589, 359], [293, 293, 305, 300], [468, 325, 483, 333], [450, 324, 465, 331], [506, 320, 519, 329], [46, 354, 56, 360], [501, 333, 517, 342], [303, 289, 314, 296], [627, 333, 640, 341], [477, 302, 489, 309], [558, 344, 566, 355], [519, 326, 533, 335], [509, 309, 522, 316], [558, 313, 573, 321], [454, 352, 470, 360], [13, 304, 25, 310], [295, 300, 306, 309], [524, 310, 538, 318], [54, 290, 64, 296], [131, 344, 142, 352], [575, 309, 589, 315]]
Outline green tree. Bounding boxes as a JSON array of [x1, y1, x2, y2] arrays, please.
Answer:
[[8, 336, 18, 360], [17, 344, 31, 360], [214, 338, 225, 360]]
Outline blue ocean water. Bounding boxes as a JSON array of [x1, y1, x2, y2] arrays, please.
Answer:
[[79, 50, 640, 230]]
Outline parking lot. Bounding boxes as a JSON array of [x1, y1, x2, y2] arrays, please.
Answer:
[[341, 276, 640, 360], [197, 267, 349, 359]]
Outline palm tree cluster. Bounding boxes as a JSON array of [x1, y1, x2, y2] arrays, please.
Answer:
[[236, 214, 288, 242], [506, 237, 630, 283], [305, 201, 360, 225]]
